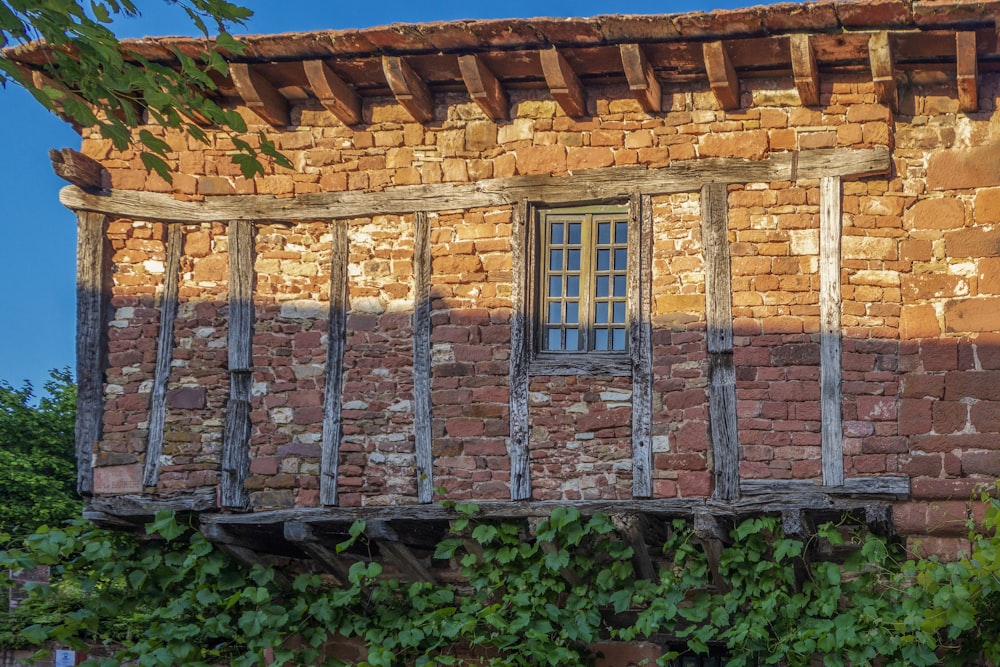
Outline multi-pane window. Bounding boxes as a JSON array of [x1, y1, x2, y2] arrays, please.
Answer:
[[539, 207, 629, 353]]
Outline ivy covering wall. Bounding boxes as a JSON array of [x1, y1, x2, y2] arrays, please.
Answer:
[[3, 491, 1000, 667]]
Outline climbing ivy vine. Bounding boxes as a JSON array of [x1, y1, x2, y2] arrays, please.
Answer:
[[3, 490, 1000, 666]]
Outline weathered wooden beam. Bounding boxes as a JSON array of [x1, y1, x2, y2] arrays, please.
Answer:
[[382, 56, 434, 123], [87, 489, 218, 515], [693, 512, 730, 592], [742, 477, 910, 497], [956, 32, 978, 113], [321, 223, 349, 506], [613, 513, 656, 581], [413, 212, 434, 503], [283, 521, 352, 584], [143, 224, 182, 487], [868, 32, 898, 112], [629, 195, 653, 498], [508, 201, 532, 501], [76, 211, 108, 497], [701, 183, 739, 502], [619, 44, 661, 112], [221, 220, 255, 510], [366, 521, 437, 584], [790, 34, 820, 107], [819, 176, 844, 488], [540, 48, 587, 118], [60, 147, 892, 224], [458, 54, 508, 120], [303, 59, 363, 126], [229, 63, 290, 128], [202, 523, 291, 586], [703, 41, 740, 110], [50, 148, 107, 190]]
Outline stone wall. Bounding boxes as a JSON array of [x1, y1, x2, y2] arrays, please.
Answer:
[[85, 70, 1000, 555]]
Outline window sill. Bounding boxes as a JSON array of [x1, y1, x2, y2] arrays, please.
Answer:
[[528, 353, 631, 377]]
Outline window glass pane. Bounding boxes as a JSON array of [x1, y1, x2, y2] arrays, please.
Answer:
[[615, 221, 628, 243], [566, 276, 580, 297], [596, 276, 609, 297], [613, 302, 626, 324], [597, 249, 610, 271], [549, 249, 562, 271], [594, 329, 609, 350], [565, 328, 579, 350], [614, 275, 627, 296], [547, 328, 562, 350], [568, 222, 581, 244], [567, 249, 580, 271], [549, 276, 562, 297], [612, 328, 626, 350], [595, 302, 608, 324], [614, 248, 628, 270], [548, 302, 561, 324], [565, 302, 579, 324], [550, 222, 563, 244], [598, 222, 611, 244]]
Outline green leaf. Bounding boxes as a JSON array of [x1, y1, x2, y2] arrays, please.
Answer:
[[140, 152, 173, 183]]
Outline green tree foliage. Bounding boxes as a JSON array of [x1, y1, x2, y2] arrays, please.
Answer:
[[0, 369, 79, 537], [0, 1, 289, 179], [3, 493, 1000, 666]]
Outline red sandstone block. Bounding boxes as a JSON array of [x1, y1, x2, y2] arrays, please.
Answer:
[[445, 418, 485, 437], [970, 401, 1000, 433], [678, 470, 712, 497], [912, 478, 991, 500], [93, 464, 143, 495], [962, 451, 1000, 477], [911, 433, 1000, 453], [944, 370, 1000, 401], [944, 297, 1000, 333], [856, 395, 897, 421], [902, 454, 942, 477], [898, 398, 933, 435], [654, 453, 706, 471], [861, 436, 907, 454]]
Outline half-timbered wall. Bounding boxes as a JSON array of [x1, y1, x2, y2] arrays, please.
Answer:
[[69, 63, 1000, 557]]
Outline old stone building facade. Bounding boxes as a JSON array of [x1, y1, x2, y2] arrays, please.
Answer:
[[12, 0, 1000, 631]]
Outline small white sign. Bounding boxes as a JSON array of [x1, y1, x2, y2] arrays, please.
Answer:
[[54, 650, 76, 667]]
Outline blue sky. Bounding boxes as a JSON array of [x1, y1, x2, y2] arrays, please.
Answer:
[[0, 0, 767, 392]]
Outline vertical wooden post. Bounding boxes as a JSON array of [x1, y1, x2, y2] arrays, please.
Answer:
[[820, 176, 845, 487], [321, 222, 349, 506], [630, 194, 653, 498], [508, 201, 532, 500], [221, 220, 255, 509], [143, 224, 183, 487], [413, 212, 434, 503], [75, 211, 109, 497], [701, 184, 740, 501]]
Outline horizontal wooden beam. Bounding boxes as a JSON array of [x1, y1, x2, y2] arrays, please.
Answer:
[[458, 54, 508, 120], [303, 59, 363, 126], [703, 41, 740, 110], [382, 55, 434, 123], [230, 63, 290, 127], [540, 47, 586, 117], [620, 43, 660, 112], [87, 489, 219, 515], [60, 146, 891, 223], [790, 34, 820, 107]]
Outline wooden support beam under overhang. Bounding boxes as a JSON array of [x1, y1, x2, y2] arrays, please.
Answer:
[[956, 31, 978, 113], [790, 34, 820, 107], [613, 513, 656, 581], [283, 521, 352, 584], [382, 55, 435, 123], [366, 520, 438, 584], [50, 148, 107, 190], [868, 31, 898, 113], [703, 41, 740, 110], [229, 63, 290, 127], [540, 47, 587, 117], [619, 44, 661, 112], [693, 512, 730, 593], [458, 54, 508, 120], [303, 59, 363, 126]]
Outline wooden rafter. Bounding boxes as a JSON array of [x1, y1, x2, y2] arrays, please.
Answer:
[[382, 55, 434, 123], [703, 41, 740, 110], [283, 521, 352, 584], [303, 59, 363, 126], [868, 31, 897, 112], [229, 63, 290, 127], [458, 54, 508, 120], [956, 32, 978, 112], [613, 513, 656, 580], [50, 148, 106, 190], [540, 48, 586, 117], [619, 44, 661, 112], [790, 34, 820, 107], [367, 520, 437, 583], [693, 513, 730, 592]]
